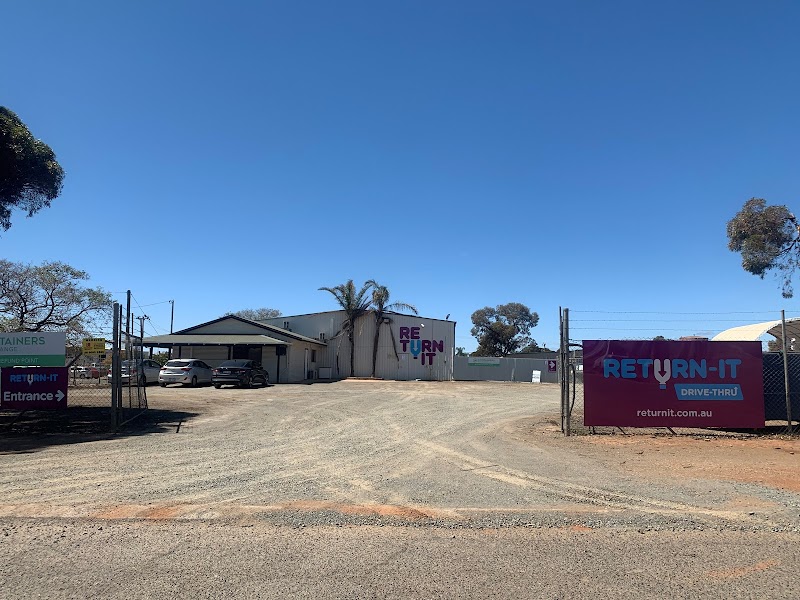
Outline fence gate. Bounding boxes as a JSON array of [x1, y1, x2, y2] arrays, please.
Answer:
[[111, 301, 148, 427]]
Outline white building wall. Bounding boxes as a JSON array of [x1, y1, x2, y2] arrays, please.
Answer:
[[265, 312, 455, 381], [260, 347, 280, 383]]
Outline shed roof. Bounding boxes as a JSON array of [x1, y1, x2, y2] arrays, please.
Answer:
[[711, 317, 800, 346], [175, 315, 326, 345], [142, 334, 289, 347]]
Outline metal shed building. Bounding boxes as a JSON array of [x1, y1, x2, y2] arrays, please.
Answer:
[[262, 311, 456, 381], [144, 312, 456, 382]]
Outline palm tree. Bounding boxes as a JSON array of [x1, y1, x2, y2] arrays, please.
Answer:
[[319, 280, 373, 377], [365, 280, 418, 378]]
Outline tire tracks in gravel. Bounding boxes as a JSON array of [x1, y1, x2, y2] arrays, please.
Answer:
[[0, 382, 791, 528], [416, 439, 781, 527]]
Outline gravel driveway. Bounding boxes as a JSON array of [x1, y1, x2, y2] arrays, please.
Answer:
[[2, 380, 798, 531], [3, 380, 800, 599]]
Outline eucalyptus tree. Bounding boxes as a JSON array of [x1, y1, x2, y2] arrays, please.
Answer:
[[365, 280, 418, 378], [0, 107, 65, 231], [319, 279, 373, 377], [226, 307, 282, 321], [0, 260, 111, 345], [470, 302, 539, 357], [727, 198, 800, 298]]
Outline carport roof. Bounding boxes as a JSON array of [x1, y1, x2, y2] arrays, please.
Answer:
[[142, 334, 290, 347], [711, 317, 800, 346]]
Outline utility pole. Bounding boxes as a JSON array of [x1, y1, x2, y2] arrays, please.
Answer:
[[170, 300, 175, 334], [137, 315, 147, 361]]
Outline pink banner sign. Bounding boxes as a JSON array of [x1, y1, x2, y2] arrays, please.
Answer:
[[583, 340, 764, 428], [1, 367, 69, 410]]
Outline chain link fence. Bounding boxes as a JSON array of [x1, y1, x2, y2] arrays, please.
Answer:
[[560, 308, 799, 436], [1, 302, 149, 436]]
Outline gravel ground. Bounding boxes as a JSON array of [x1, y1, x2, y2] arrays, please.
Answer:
[[3, 520, 800, 600], [2, 380, 798, 531], [2, 380, 800, 597]]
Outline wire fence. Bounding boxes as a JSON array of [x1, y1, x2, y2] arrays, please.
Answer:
[[1, 301, 150, 436], [560, 308, 798, 436]]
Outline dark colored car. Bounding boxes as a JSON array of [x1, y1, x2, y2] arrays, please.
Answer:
[[212, 359, 269, 389]]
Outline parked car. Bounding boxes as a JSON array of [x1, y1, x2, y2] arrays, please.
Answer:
[[90, 362, 109, 376], [159, 359, 213, 387], [212, 360, 269, 389], [70, 366, 95, 379], [109, 359, 163, 386]]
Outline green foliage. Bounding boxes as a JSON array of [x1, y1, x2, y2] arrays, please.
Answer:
[[470, 302, 539, 357], [150, 352, 171, 366], [0, 107, 65, 231], [727, 198, 800, 297], [319, 279, 374, 376], [455, 347, 468, 356], [227, 307, 282, 321], [519, 341, 551, 353], [0, 260, 112, 345]]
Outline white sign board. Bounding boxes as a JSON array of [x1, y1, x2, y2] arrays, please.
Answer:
[[531, 370, 541, 383], [0, 332, 66, 366], [468, 357, 501, 367]]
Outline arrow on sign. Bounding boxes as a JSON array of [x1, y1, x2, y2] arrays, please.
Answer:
[[56, 390, 65, 403]]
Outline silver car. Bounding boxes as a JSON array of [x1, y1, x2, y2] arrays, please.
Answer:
[[109, 359, 163, 386], [159, 359, 213, 387]]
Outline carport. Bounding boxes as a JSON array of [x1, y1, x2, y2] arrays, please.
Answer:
[[143, 315, 328, 383], [142, 333, 291, 383]]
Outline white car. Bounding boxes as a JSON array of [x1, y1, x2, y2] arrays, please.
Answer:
[[109, 359, 163, 386], [70, 366, 94, 378], [159, 359, 213, 387]]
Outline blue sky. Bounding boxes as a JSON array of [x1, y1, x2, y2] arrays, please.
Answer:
[[2, 1, 799, 350]]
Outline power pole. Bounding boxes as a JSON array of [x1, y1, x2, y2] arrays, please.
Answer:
[[137, 315, 147, 361], [170, 300, 175, 334]]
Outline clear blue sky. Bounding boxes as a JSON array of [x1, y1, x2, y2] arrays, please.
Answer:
[[3, 1, 799, 350]]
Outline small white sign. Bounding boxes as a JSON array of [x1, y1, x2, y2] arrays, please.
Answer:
[[531, 370, 541, 383], [468, 357, 501, 367]]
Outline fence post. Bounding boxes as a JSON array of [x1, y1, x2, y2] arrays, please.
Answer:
[[111, 302, 120, 427], [559, 307, 565, 433], [564, 308, 571, 436], [781, 310, 793, 434]]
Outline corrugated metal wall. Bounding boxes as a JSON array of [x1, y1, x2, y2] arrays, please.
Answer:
[[266, 311, 455, 381], [177, 346, 229, 365], [453, 357, 559, 383]]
